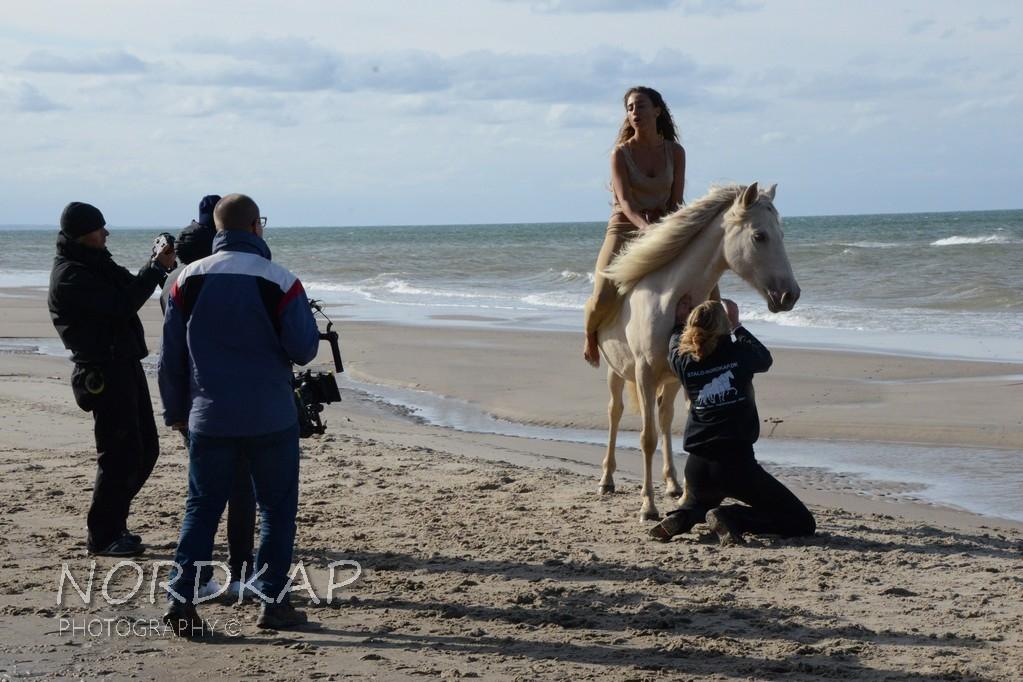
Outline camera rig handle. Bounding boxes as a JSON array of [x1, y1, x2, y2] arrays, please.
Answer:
[[309, 299, 344, 373], [320, 324, 344, 373]]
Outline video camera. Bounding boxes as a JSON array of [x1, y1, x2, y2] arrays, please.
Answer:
[[295, 299, 344, 438]]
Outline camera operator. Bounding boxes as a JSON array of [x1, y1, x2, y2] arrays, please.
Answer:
[[158, 193, 319, 635], [48, 201, 176, 557]]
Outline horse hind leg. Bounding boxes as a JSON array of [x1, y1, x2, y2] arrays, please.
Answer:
[[598, 370, 626, 495], [657, 382, 684, 498]]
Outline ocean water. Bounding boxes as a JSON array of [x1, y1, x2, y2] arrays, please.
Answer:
[[4, 209, 1021, 360]]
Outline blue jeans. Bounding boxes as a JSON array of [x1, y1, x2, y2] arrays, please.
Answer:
[[196, 453, 256, 586], [168, 423, 300, 604]]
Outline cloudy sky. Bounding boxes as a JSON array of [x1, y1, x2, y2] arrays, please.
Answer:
[[1, 0, 1020, 226]]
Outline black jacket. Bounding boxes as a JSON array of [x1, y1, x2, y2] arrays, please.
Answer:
[[668, 325, 773, 452], [175, 220, 215, 265], [48, 233, 165, 364]]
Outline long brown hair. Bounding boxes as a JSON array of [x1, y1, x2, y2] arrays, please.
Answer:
[[614, 86, 680, 146], [677, 300, 730, 361]]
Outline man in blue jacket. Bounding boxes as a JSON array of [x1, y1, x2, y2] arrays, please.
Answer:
[[158, 193, 320, 635]]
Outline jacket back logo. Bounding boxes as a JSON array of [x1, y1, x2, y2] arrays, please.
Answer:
[[695, 370, 739, 407]]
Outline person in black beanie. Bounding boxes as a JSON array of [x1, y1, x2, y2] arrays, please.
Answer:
[[160, 194, 220, 313], [49, 201, 177, 557], [177, 194, 220, 264]]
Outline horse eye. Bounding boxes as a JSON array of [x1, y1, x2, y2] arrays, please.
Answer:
[[753, 231, 767, 243]]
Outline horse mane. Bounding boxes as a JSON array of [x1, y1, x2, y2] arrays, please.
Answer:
[[603, 184, 745, 294]]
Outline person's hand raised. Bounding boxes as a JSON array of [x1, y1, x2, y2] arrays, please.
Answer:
[[721, 298, 740, 330], [156, 245, 177, 271]]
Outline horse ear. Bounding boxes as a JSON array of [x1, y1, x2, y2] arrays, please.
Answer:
[[765, 183, 777, 201], [741, 182, 759, 208]]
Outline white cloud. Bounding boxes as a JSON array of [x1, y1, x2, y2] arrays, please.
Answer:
[[158, 40, 728, 108], [938, 94, 1019, 119], [0, 78, 63, 112], [501, 0, 762, 14], [546, 103, 614, 128], [758, 131, 789, 144], [169, 90, 292, 122], [906, 18, 935, 35], [19, 49, 148, 74], [972, 16, 1010, 31], [785, 71, 937, 101]]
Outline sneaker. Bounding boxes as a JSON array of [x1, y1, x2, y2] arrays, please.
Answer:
[[196, 577, 224, 599], [706, 508, 746, 547], [88, 535, 145, 557], [648, 512, 695, 542], [221, 580, 256, 604], [121, 529, 143, 546], [162, 602, 211, 639], [257, 602, 309, 630]]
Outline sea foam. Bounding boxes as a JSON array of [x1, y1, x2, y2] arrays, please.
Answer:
[[931, 234, 1013, 246]]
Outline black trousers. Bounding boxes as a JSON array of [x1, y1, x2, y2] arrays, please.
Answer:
[[86, 360, 160, 549], [669, 441, 816, 538]]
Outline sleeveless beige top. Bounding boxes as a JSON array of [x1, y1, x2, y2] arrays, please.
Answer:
[[612, 140, 674, 217]]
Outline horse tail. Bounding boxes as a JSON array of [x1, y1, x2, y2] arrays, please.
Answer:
[[625, 379, 639, 414], [625, 381, 665, 414]]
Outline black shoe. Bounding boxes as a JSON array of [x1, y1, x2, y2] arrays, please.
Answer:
[[706, 509, 746, 547], [257, 602, 309, 630], [649, 512, 695, 542], [121, 529, 143, 546], [162, 602, 211, 639], [88, 535, 145, 557]]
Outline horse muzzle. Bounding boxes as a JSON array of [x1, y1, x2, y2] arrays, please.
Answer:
[[765, 286, 800, 313]]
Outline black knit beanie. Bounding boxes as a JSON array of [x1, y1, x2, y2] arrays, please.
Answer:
[[197, 194, 222, 227], [60, 202, 106, 239]]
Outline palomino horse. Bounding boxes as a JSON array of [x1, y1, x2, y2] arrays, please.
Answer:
[[598, 182, 800, 520]]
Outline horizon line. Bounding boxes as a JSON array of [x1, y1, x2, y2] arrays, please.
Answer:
[[1, 205, 1021, 231]]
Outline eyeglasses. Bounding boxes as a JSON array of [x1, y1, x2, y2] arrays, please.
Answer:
[[257, 217, 267, 228]]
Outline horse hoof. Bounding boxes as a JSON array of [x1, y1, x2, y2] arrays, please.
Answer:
[[640, 509, 661, 522], [599, 484, 615, 495], [665, 486, 684, 499]]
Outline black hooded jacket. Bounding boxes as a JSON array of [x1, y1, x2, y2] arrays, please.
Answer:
[[48, 232, 166, 364], [668, 325, 773, 452], [175, 220, 215, 265]]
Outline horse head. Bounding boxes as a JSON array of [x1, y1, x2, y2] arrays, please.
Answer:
[[721, 182, 800, 313]]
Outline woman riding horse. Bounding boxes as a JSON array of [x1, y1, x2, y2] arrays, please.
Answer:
[[583, 86, 686, 367]]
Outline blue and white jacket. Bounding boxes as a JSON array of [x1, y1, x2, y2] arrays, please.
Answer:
[[158, 230, 320, 437]]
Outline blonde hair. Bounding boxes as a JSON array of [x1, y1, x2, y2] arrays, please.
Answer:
[[677, 300, 731, 361]]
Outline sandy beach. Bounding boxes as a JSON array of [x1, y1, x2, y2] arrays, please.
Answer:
[[1, 288, 1022, 680]]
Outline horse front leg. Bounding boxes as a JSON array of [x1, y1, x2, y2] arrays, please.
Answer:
[[657, 381, 684, 498], [636, 366, 660, 521], [599, 370, 625, 495]]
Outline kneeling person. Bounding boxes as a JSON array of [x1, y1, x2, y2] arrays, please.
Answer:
[[650, 297, 815, 545]]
